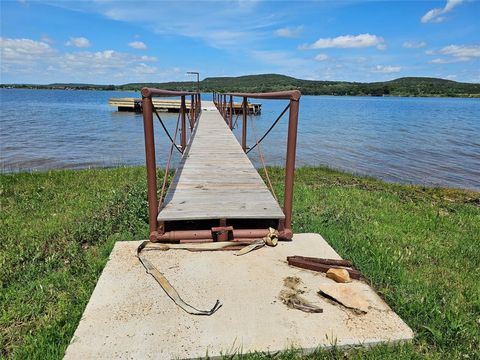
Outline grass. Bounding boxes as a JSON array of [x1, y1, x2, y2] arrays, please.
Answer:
[[1, 166, 479, 359]]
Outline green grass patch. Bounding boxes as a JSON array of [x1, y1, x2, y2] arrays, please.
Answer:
[[1, 166, 479, 359]]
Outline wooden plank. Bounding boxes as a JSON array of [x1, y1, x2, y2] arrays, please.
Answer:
[[157, 102, 283, 222], [108, 98, 261, 112]]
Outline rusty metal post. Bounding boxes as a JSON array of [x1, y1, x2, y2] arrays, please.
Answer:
[[190, 94, 194, 130], [223, 94, 226, 118], [220, 94, 223, 116], [242, 96, 247, 151], [229, 95, 233, 129], [198, 93, 201, 117], [181, 96, 186, 151], [141, 95, 159, 239], [283, 97, 299, 235]]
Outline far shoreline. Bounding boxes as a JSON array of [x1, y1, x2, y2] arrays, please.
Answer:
[[1, 86, 480, 99], [2, 73, 480, 98]]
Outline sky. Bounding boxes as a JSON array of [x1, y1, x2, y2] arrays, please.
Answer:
[[1, 0, 479, 84]]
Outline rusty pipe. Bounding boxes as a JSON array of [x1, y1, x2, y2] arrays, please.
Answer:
[[141, 96, 159, 236], [190, 95, 194, 130], [150, 228, 290, 243], [283, 96, 300, 232], [242, 96, 247, 151], [222, 90, 301, 101], [142, 88, 195, 98], [229, 95, 233, 129], [181, 96, 186, 151]]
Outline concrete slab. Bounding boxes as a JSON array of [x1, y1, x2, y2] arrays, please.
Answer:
[[65, 234, 414, 359]]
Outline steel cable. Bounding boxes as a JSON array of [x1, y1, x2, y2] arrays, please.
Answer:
[[152, 105, 183, 154], [249, 113, 278, 201], [246, 103, 290, 154]]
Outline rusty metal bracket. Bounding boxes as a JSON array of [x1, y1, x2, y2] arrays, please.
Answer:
[[211, 226, 234, 242]]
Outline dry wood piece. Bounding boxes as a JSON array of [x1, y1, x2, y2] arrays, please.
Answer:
[[287, 256, 362, 280], [289, 256, 352, 267]]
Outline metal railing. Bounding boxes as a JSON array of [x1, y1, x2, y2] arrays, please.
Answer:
[[141, 88, 201, 237], [213, 90, 301, 238]]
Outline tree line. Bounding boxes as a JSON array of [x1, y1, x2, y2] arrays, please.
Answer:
[[2, 74, 479, 97]]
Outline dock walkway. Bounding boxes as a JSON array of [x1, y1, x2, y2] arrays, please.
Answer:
[[157, 101, 284, 222]]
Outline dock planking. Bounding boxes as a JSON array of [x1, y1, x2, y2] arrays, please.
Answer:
[[109, 97, 261, 114], [157, 101, 284, 222]]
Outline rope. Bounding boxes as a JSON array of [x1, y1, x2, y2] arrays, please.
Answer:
[[152, 106, 183, 154], [137, 241, 222, 316], [249, 114, 278, 201], [246, 103, 290, 154], [158, 111, 181, 209], [136, 228, 278, 315]]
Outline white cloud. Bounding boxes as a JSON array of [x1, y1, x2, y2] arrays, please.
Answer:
[[128, 41, 147, 49], [60, 50, 156, 72], [421, 0, 464, 23], [439, 44, 480, 59], [274, 26, 304, 38], [314, 54, 329, 61], [0, 37, 55, 64], [92, 1, 272, 50], [65, 37, 91, 48], [403, 41, 427, 49], [0, 37, 164, 83], [132, 63, 157, 74], [371, 65, 401, 73], [40, 34, 54, 44], [427, 44, 480, 63], [429, 58, 457, 64], [301, 33, 385, 50]]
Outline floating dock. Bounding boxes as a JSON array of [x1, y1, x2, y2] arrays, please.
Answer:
[[108, 97, 261, 114]]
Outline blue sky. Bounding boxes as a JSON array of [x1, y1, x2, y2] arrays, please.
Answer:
[[1, 0, 479, 84]]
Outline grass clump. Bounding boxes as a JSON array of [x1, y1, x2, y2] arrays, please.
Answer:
[[1, 165, 479, 359]]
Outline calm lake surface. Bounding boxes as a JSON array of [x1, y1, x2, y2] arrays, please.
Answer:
[[1, 88, 479, 190]]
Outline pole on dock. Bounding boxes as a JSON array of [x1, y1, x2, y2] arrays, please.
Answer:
[[283, 96, 300, 235], [190, 95, 194, 130], [181, 96, 187, 151], [223, 94, 227, 118], [229, 95, 233, 129], [242, 97, 247, 151], [141, 95, 159, 240]]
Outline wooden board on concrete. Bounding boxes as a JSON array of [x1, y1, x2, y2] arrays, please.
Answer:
[[64, 233, 414, 359], [157, 103, 284, 221]]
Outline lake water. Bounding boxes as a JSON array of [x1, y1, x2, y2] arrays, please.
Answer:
[[1, 88, 479, 191]]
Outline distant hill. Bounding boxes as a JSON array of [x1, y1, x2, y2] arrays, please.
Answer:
[[2, 74, 480, 97], [118, 74, 480, 97]]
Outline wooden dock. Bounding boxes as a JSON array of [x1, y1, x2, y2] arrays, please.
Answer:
[[109, 98, 261, 114], [158, 101, 283, 225], [141, 88, 300, 242]]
